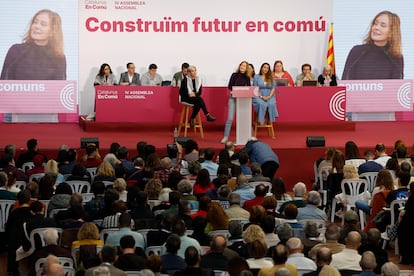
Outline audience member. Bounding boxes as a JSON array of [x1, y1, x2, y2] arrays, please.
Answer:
[[17, 138, 47, 168], [105, 212, 145, 249], [308, 223, 345, 261], [301, 221, 322, 258], [227, 220, 249, 259], [0, 171, 16, 200], [338, 210, 367, 245], [201, 148, 218, 175], [358, 150, 383, 174], [380, 262, 399, 276], [248, 162, 271, 183], [262, 215, 280, 248], [243, 183, 268, 211], [161, 219, 201, 258], [330, 231, 362, 272], [358, 228, 387, 274], [200, 235, 232, 271], [286, 237, 317, 272], [246, 239, 273, 269], [272, 176, 292, 201], [85, 246, 127, 276], [161, 233, 186, 273], [42, 255, 65, 276], [278, 182, 307, 213], [233, 174, 255, 205], [238, 151, 252, 175], [174, 245, 214, 276], [303, 247, 340, 276], [297, 190, 327, 221], [374, 144, 391, 168], [258, 244, 298, 276], [225, 192, 250, 219]]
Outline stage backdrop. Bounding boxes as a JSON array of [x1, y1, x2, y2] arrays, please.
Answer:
[[78, 0, 332, 114]]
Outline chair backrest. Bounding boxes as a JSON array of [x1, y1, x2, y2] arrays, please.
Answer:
[[27, 227, 63, 256], [81, 193, 94, 203], [145, 245, 162, 256], [125, 272, 141, 276], [345, 158, 366, 169], [63, 267, 75, 276], [201, 245, 210, 255], [102, 181, 114, 189], [229, 218, 250, 228], [147, 199, 162, 209], [29, 173, 45, 183], [15, 180, 27, 190], [35, 257, 74, 276], [49, 208, 68, 219], [0, 199, 15, 232], [399, 270, 414, 276], [71, 244, 102, 268], [249, 181, 272, 191], [38, 199, 50, 218], [318, 166, 331, 189], [359, 172, 379, 193], [390, 199, 407, 227], [292, 228, 305, 239], [299, 219, 326, 240], [340, 179, 368, 207], [22, 161, 35, 172], [99, 228, 119, 243], [66, 180, 91, 193], [208, 230, 231, 240], [86, 167, 97, 180], [214, 270, 225, 276]]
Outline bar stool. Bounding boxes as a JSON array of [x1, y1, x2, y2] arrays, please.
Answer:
[[178, 101, 204, 138], [253, 109, 275, 138]]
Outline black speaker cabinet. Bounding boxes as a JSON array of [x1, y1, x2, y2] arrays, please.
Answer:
[[80, 137, 99, 149], [306, 136, 325, 147]]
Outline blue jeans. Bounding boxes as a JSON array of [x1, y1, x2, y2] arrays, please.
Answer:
[[355, 199, 371, 214], [223, 96, 235, 137]]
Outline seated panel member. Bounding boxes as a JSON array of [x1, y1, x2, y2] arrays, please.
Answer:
[[94, 63, 116, 86], [273, 60, 294, 86], [172, 62, 190, 87], [119, 62, 141, 85], [317, 65, 337, 87], [295, 63, 316, 86], [180, 65, 216, 127], [141, 63, 163, 86]]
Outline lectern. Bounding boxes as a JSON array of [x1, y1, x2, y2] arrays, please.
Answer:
[[232, 86, 259, 145]]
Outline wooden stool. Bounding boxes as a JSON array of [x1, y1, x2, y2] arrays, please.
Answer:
[[254, 110, 275, 138], [178, 102, 204, 138]]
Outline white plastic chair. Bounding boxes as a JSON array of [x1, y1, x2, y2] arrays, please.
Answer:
[[21, 161, 35, 172], [208, 230, 231, 240], [318, 166, 331, 208], [35, 257, 74, 276], [147, 199, 161, 209], [86, 167, 97, 181], [145, 245, 162, 256], [15, 180, 27, 191], [331, 179, 368, 227], [29, 173, 45, 183], [48, 208, 68, 219], [125, 272, 141, 276], [0, 199, 15, 232], [71, 245, 102, 268], [381, 198, 407, 254], [399, 270, 414, 276], [102, 181, 114, 188], [26, 227, 63, 256], [249, 181, 272, 191], [345, 158, 366, 169], [66, 180, 91, 193], [359, 172, 379, 193], [99, 228, 119, 243]]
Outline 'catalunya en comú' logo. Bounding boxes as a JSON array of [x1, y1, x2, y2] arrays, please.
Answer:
[[329, 89, 346, 120], [60, 83, 76, 111], [397, 82, 412, 109]]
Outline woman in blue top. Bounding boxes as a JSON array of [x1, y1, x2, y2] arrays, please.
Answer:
[[252, 63, 278, 125]]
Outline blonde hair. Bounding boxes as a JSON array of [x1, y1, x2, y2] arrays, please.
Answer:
[[343, 164, 359, 179], [113, 178, 127, 192], [242, 224, 266, 244], [364, 11, 402, 58], [44, 159, 59, 174], [96, 161, 115, 177], [23, 9, 65, 57], [77, 222, 99, 240]]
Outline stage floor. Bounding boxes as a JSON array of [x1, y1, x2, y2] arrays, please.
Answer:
[[0, 120, 413, 190]]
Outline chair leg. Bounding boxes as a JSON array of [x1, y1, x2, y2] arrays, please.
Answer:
[[184, 106, 190, 137], [178, 106, 186, 135], [194, 112, 204, 138], [330, 199, 337, 222], [358, 209, 365, 230]]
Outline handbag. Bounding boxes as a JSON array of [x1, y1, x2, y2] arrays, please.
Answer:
[[371, 209, 391, 232]]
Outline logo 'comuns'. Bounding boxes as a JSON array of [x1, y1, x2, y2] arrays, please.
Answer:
[[329, 90, 346, 120], [60, 83, 76, 111]]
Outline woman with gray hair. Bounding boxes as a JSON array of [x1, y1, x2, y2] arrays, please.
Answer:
[[317, 64, 337, 87]]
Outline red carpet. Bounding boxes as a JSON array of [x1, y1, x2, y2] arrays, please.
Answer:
[[1, 120, 413, 190]]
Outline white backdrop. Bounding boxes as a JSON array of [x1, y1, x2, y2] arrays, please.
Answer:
[[78, 0, 332, 114]]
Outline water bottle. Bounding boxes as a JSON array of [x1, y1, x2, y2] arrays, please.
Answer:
[[173, 127, 178, 142]]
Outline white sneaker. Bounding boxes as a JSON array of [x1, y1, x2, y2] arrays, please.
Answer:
[[220, 136, 228, 144], [86, 112, 96, 121]]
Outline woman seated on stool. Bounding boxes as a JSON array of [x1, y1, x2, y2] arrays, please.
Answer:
[[179, 65, 215, 127], [252, 63, 278, 126]]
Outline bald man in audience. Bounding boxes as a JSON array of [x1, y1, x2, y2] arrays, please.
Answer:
[[330, 231, 362, 272], [43, 255, 64, 276], [303, 247, 340, 276], [258, 244, 297, 276], [308, 223, 345, 261], [285, 237, 317, 272], [297, 191, 327, 221], [355, 251, 377, 276], [380, 262, 400, 276]]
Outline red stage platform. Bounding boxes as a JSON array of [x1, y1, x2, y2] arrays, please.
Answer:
[[1, 120, 413, 190]]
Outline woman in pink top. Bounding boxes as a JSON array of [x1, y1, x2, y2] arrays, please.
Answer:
[[273, 60, 294, 86]]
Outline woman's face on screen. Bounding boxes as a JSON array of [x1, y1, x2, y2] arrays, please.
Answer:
[[239, 62, 247, 73], [30, 12, 52, 46], [371, 14, 390, 46]]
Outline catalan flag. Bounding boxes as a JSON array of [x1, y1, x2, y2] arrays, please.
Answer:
[[326, 23, 335, 74]]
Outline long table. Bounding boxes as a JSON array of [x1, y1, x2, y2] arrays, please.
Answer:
[[94, 85, 347, 123]]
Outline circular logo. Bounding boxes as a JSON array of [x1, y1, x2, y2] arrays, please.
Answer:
[[329, 90, 346, 120], [59, 83, 76, 111], [397, 82, 412, 109]]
